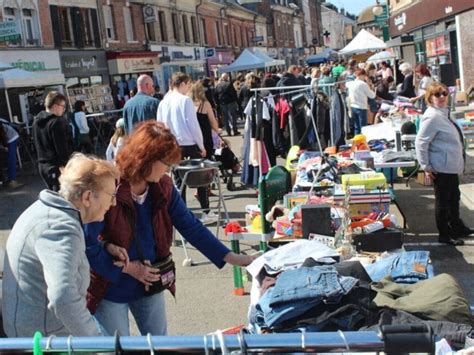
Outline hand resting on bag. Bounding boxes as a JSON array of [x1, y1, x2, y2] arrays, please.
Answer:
[[122, 259, 161, 289]]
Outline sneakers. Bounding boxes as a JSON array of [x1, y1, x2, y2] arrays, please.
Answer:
[[200, 211, 219, 225]]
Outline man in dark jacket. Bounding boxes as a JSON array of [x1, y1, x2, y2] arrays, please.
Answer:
[[277, 65, 301, 88], [215, 73, 240, 136], [123, 74, 160, 134], [33, 91, 72, 191]]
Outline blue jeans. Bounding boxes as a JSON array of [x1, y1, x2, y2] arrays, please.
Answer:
[[7, 139, 18, 181], [94, 292, 167, 335], [258, 266, 357, 328], [351, 108, 368, 135], [220, 102, 237, 133], [365, 251, 433, 283]]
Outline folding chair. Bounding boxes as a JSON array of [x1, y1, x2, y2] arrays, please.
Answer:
[[173, 160, 230, 266]]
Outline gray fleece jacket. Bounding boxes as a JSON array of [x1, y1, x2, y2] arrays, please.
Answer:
[[415, 106, 464, 174], [2, 190, 101, 337]]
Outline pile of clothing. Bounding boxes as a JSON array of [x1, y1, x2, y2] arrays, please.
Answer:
[[247, 241, 473, 350]]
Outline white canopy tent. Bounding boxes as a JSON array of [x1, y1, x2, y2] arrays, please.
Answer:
[[219, 48, 285, 73], [0, 68, 65, 123], [339, 29, 387, 56]]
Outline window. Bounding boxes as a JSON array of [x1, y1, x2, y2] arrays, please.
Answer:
[[123, 6, 135, 42], [225, 23, 230, 46], [22, 9, 35, 44], [80, 8, 94, 46], [3, 7, 16, 21], [158, 11, 167, 42], [146, 22, 156, 42], [102, 5, 115, 40], [215, 21, 221, 46], [233, 26, 238, 47], [191, 16, 198, 43], [58, 7, 74, 45], [201, 18, 207, 44], [182, 15, 189, 43], [172, 13, 180, 42]]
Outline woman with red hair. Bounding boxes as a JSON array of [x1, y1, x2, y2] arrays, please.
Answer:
[[84, 121, 253, 336], [410, 63, 433, 112]]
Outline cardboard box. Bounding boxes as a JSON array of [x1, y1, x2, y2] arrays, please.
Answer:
[[456, 91, 468, 104], [348, 202, 390, 216], [417, 171, 433, 186]]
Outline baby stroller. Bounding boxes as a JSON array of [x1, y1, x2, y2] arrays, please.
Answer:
[[214, 137, 240, 191]]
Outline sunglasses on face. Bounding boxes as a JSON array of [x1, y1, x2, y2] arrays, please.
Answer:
[[433, 91, 448, 98]]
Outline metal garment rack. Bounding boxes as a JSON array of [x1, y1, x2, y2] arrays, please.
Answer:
[[249, 80, 350, 152], [0, 326, 435, 353]]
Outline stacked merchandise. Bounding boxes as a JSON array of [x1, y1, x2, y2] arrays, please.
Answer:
[[246, 240, 473, 350]]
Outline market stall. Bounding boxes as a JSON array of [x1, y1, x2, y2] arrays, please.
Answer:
[[339, 29, 387, 56], [219, 49, 285, 74]]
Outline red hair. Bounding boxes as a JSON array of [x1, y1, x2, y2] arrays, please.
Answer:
[[116, 121, 181, 184], [415, 63, 431, 77]]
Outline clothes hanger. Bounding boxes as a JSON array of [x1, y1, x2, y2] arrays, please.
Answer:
[[299, 328, 306, 349], [45, 335, 56, 352], [338, 329, 350, 351], [216, 330, 228, 355], [237, 329, 248, 354], [67, 335, 74, 355], [203, 334, 210, 355], [114, 330, 123, 355], [146, 333, 155, 355]]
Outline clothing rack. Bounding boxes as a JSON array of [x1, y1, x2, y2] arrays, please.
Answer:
[[250, 79, 350, 152], [0, 326, 435, 353]]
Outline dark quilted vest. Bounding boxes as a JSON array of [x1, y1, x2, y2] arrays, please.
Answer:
[[86, 175, 174, 313]]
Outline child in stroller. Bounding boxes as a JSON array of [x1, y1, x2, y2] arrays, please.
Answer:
[[214, 137, 240, 191]]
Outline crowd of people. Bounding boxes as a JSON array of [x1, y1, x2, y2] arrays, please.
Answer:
[[0, 55, 472, 338]]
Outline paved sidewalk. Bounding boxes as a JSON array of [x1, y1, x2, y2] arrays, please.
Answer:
[[1, 133, 474, 335]]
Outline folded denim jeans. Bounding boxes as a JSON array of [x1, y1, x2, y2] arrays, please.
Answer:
[[257, 266, 357, 329], [270, 265, 357, 306], [365, 251, 432, 283], [391, 250, 432, 283]]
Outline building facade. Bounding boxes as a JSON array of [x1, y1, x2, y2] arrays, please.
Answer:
[[321, 4, 355, 50], [388, 0, 474, 89]]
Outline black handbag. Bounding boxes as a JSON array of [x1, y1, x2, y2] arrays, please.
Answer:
[[133, 234, 176, 296], [145, 255, 176, 296]]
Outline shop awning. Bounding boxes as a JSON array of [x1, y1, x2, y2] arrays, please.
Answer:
[[339, 29, 387, 56], [0, 68, 65, 89], [386, 35, 414, 47]]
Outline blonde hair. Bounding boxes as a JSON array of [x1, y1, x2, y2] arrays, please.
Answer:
[[188, 81, 207, 103], [424, 82, 449, 107], [399, 62, 412, 75], [59, 153, 119, 201], [111, 126, 126, 146]]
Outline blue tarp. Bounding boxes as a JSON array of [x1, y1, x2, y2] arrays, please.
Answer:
[[305, 48, 339, 65]]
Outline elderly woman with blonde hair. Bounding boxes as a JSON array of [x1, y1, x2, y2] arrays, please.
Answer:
[[2, 154, 126, 337], [397, 62, 416, 98]]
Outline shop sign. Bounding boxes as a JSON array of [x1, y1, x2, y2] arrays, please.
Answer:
[[205, 48, 215, 58], [111, 56, 158, 74], [143, 6, 157, 23], [63, 55, 98, 74], [394, 13, 407, 31], [0, 21, 21, 43], [2, 50, 62, 73]]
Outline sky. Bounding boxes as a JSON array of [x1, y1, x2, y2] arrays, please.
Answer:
[[326, 0, 378, 17]]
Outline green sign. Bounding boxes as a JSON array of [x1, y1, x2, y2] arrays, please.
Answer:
[[0, 21, 21, 43], [374, 4, 389, 26]]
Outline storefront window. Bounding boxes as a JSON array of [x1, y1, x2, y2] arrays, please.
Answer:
[[66, 77, 79, 88], [91, 75, 103, 85], [80, 77, 90, 86]]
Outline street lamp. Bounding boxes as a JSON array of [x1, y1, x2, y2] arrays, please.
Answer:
[[372, 0, 384, 16]]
